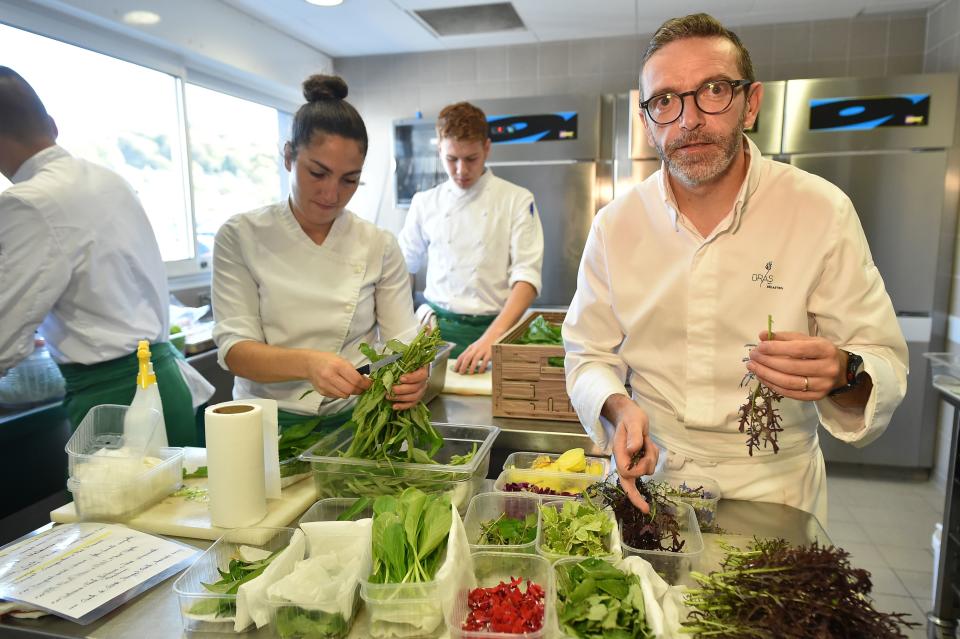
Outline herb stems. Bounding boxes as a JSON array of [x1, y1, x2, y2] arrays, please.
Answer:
[[737, 314, 784, 456]]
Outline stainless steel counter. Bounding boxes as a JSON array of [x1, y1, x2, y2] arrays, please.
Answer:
[[0, 392, 832, 638]]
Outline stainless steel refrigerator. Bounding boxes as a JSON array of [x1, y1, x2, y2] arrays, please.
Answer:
[[779, 73, 960, 469], [393, 94, 609, 307]]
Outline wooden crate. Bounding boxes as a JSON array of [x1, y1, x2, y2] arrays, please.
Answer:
[[492, 311, 578, 421]]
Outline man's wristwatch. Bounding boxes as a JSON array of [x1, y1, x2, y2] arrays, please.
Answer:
[[828, 351, 865, 396]]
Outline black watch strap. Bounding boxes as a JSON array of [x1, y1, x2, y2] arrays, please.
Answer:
[[829, 351, 864, 396]]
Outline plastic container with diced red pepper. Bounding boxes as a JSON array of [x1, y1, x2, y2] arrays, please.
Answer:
[[446, 551, 554, 639]]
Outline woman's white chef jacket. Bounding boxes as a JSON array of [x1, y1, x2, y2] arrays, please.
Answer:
[[562, 136, 908, 522], [212, 201, 418, 416], [398, 169, 544, 316]]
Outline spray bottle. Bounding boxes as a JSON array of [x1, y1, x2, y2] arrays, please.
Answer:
[[124, 340, 168, 452]]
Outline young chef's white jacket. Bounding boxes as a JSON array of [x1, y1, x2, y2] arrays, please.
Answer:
[[398, 169, 544, 316], [212, 202, 418, 416], [0, 145, 169, 372], [563, 136, 908, 521]]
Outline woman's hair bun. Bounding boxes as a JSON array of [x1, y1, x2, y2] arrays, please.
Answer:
[[302, 74, 348, 102]]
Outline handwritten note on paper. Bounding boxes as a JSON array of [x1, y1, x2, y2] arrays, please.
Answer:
[[0, 523, 197, 624]]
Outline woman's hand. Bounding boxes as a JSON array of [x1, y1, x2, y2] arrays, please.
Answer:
[[305, 352, 372, 399], [387, 365, 429, 409]]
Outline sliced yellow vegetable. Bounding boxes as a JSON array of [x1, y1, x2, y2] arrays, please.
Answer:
[[554, 448, 587, 473]]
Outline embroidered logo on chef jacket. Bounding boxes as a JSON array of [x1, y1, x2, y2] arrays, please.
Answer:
[[751, 260, 783, 290]]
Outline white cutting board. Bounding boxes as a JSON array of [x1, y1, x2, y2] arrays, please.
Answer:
[[442, 369, 493, 396], [50, 476, 318, 542]]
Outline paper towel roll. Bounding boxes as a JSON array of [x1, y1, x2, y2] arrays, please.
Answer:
[[205, 402, 267, 528]]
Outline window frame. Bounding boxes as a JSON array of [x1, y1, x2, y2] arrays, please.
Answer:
[[0, 7, 300, 283]]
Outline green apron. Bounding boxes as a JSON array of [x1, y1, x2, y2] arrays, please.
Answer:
[[427, 302, 496, 359], [277, 407, 354, 477], [57, 342, 202, 447]]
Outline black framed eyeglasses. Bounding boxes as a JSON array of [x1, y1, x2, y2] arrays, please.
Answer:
[[640, 79, 753, 125]]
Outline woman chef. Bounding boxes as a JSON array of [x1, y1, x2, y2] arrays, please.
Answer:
[[212, 74, 428, 445]]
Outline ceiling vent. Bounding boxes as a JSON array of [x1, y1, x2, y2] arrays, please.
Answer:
[[413, 2, 525, 37]]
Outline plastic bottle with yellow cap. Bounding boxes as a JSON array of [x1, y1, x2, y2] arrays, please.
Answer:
[[123, 340, 168, 451]]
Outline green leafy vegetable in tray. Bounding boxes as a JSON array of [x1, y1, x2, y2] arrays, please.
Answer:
[[516, 315, 563, 345], [369, 488, 452, 584], [189, 548, 280, 617], [274, 605, 352, 639], [477, 512, 537, 546], [555, 557, 654, 639]]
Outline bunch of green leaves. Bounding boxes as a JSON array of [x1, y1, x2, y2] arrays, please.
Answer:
[[683, 538, 920, 638], [539, 500, 612, 557], [555, 557, 655, 639], [188, 549, 280, 617], [278, 416, 331, 476], [274, 605, 351, 639], [477, 512, 538, 546], [737, 315, 784, 456], [369, 488, 452, 584], [516, 315, 563, 345], [343, 327, 445, 462]]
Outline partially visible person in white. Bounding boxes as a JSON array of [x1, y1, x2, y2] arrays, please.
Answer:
[[213, 74, 427, 439], [0, 66, 212, 446], [398, 101, 544, 375], [562, 14, 907, 522]]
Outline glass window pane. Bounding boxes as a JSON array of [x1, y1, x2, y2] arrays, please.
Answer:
[[185, 84, 285, 265], [0, 24, 193, 262]]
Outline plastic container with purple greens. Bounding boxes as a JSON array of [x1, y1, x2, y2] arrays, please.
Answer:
[[493, 468, 596, 499], [651, 472, 721, 532], [463, 492, 541, 554], [620, 500, 704, 586], [299, 422, 499, 513]]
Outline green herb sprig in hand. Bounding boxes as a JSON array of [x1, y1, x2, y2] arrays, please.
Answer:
[[737, 314, 784, 456]]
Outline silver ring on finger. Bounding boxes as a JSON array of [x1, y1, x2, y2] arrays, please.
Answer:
[[802, 376, 809, 392]]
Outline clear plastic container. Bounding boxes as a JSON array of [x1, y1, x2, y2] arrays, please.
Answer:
[[619, 500, 704, 586], [300, 422, 499, 513], [493, 468, 597, 499], [423, 341, 455, 406], [650, 472, 721, 531], [535, 499, 621, 564], [463, 492, 540, 554], [553, 556, 645, 639], [360, 572, 446, 639], [503, 451, 609, 478], [0, 339, 65, 407], [173, 527, 297, 635], [267, 526, 371, 639], [298, 497, 373, 526], [65, 404, 161, 477], [447, 551, 553, 639], [68, 446, 184, 521]]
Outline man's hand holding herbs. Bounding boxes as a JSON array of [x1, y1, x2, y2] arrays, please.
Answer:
[[602, 394, 658, 514], [305, 351, 372, 399], [386, 365, 429, 410], [454, 334, 496, 375], [747, 331, 852, 400]]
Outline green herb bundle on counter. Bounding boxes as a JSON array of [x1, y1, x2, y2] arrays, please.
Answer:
[[369, 488, 451, 584], [684, 538, 920, 638], [555, 557, 655, 639]]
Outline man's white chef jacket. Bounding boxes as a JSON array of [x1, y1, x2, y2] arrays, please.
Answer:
[[398, 169, 544, 315], [563, 136, 908, 520], [212, 202, 418, 416], [0, 145, 170, 373]]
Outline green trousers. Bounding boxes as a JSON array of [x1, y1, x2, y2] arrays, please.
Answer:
[[427, 302, 496, 359], [57, 342, 203, 447]]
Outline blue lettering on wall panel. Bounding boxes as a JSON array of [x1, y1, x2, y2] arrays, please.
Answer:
[[487, 112, 578, 144], [809, 94, 930, 131]]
